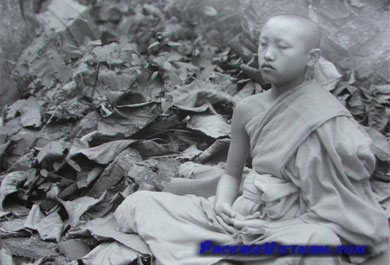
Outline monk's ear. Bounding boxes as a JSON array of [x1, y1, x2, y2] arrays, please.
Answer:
[[307, 48, 321, 66]]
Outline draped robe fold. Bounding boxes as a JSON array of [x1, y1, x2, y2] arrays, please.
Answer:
[[115, 81, 389, 265]]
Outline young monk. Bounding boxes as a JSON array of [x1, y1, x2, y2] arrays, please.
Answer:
[[115, 15, 389, 265]]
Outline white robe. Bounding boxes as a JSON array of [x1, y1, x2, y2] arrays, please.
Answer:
[[115, 82, 389, 265]]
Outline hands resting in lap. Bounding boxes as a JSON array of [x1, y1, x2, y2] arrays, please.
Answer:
[[214, 202, 268, 234]]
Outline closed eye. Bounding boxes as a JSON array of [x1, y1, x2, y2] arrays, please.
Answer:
[[277, 41, 290, 49]]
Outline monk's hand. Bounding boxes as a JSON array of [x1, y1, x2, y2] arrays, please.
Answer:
[[214, 202, 238, 234], [233, 215, 268, 230], [233, 217, 303, 231]]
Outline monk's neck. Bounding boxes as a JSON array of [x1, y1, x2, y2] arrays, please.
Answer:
[[270, 77, 307, 100]]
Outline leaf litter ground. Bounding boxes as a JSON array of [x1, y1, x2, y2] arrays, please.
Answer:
[[0, 0, 389, 264]]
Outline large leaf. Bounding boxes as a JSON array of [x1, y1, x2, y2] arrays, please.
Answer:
[[36, 141, 66, 165], [187, 114, 230, 139], [0, 171, 29, 210], [0, 248, 14, 265], [79, 215, 152, 255], [195, 138, 230, 164], [0, 141, 11, 158], [24, 204, 45, 230], [0, 210, 10, 218], [314, 57, 342, 91], [0, 218, 26, 233], [69, 139, 136, 165], [167, 80, 236, 113], [177, 143, 202, 161], [361, 85, 390, 133], [6, 98, 42, 128], [32, 49, 72, 88], [60, 195, 102, 227], [21, 203, 64, 242], [36, 211, 63, 242], [203, 6, 218, 16], [97, 103, 160, 137], [76, 166, 104, 189], [81, 242, 139, 265], [362, 126, 390, 162], [91, 43, 124, 66]]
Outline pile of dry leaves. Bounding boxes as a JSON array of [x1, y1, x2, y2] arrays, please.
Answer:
[[0, 0, 388, 264]]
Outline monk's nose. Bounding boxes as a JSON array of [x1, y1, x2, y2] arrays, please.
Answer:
[[263, 48, 276, 61]]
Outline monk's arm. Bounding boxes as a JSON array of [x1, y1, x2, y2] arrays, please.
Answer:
[[215, 100, 251, 220]]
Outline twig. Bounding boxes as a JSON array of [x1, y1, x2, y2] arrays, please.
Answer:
[[0, 104, 7, 127], [91, 62, 100, 101]]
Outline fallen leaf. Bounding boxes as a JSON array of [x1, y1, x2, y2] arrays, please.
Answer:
[[36, 211, 63, 242], [167, 41, 182, 47], [168, 80, 236, 112], [57, 239, 91, 262], [82, 193, 123, 220], [0, 218, 26, 233], [0, 171, 29, 210], [97, 103, 160, 137], [79, 214, 152, 255], [69, 139, 136, 165], [24, 204, 45, 230], [91, 43, 124, 66], [362, 126, 390, 162], [195, 138, 230, 164], [40, 50, 73, 87], [81, 242, 139, 265], [163, 162, 224, 197], [233, 81, 255, 101], [6, 98, 42, 128], [187, 114, 230, 138], [132, 140, 174, 157], [314, 57, 342, 91], [20, 258, 45, 265], [0, 141, 11, 157], [349, 0, 364, 8], [178, 143, 202, 161], [36, 141, 66, 165], [76, 166, 104, 189], [147, 41, 161, 52], [0, 248, 14, 265], [0, 210, 10, 218], [60, 195, 101, 226], [203, 6, 218, 16]]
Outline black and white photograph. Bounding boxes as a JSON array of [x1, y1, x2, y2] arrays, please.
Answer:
[[0, 0, 389, 264]]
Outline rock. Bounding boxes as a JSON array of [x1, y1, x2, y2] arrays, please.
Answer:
[[240, 0, 390, 85], [14, 42, 73, 92], [66, 17, 98, 47], [0, 0, 40, 110], [36, 0, 88, 33], [87, 148, 142, 198], [241, 0, 308, 39], [1, 234, 58, 261], [91, 4, 124, 24]]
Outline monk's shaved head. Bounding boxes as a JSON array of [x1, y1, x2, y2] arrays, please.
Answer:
[[265, 15, 321, 51], [258, 14, 322, 89]]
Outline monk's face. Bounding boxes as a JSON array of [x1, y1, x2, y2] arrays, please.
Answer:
[[258, 17, 312, 88]]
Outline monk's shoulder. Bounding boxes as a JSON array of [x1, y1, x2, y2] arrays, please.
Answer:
[[236, 91, 270, 109], [234, 92, 270, 123]]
